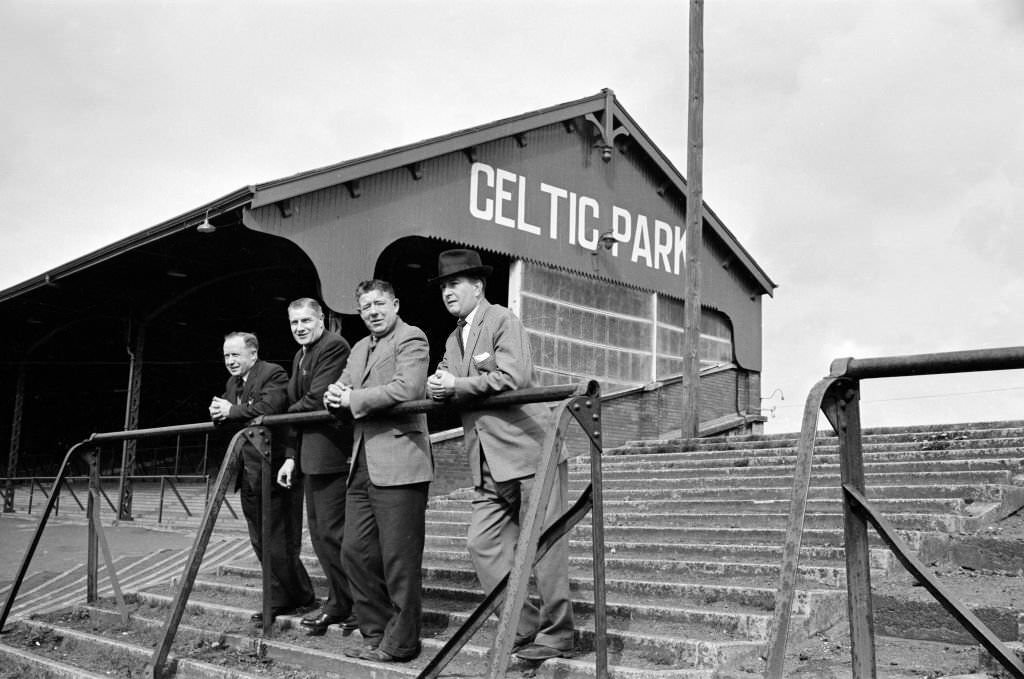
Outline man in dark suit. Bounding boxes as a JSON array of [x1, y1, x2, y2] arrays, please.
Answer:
[[209, 331, 315, 624], [324, 280, 433, 663], [427, 249, 574, 661], [274, 298, 357, 636]]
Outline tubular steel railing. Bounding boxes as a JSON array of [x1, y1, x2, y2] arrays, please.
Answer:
[[0, 381, 608, 679], [765, 346, 1024, 679], [2, 474, 223, 523]]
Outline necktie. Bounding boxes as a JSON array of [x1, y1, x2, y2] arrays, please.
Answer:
[[235, 376, 245, 404], [456, 319, 466, 355]]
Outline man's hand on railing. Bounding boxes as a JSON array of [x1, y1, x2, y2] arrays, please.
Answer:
[[323, 382, 352, 410], [276, 459, 295, 489], [209, 396, 232, 423], [427, 369, 455, 401]]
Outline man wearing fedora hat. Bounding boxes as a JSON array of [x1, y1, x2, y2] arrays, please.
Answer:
[[427, 248, 574, 661]]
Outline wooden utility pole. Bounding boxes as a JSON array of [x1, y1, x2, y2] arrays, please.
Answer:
[[681, 0, 705, 438]]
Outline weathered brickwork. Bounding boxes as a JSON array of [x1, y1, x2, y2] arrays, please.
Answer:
[[429, 435, 473, 497]]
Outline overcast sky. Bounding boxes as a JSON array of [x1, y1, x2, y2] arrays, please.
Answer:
[[2, 0, 1022, 434]]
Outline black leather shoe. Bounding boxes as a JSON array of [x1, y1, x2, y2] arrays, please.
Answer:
[[341, 614, 359, 636], [251, 604, 301, 625], [343, 644, 378, 659], [301, 612, 345, 628], [514, 643, 572, 661], [511, 635, 535, 655], [302, 612, 346, 635]]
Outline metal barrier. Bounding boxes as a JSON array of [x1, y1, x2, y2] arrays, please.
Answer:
[[764, 346, 1024, 679], [0, 381, 608, 679], [2, 474, 225, 523]]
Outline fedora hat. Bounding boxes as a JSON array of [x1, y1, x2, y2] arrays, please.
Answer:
[[429, 249, 493, 284]]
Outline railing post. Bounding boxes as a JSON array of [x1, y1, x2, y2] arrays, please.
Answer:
[[158, 477, 166, 524], [824, 379, 876, 679], [242, 426, 276, 637], [86, 451, 100, 603], [580, 392, 608, 678], [149, 428, 246, 678], [1, 441, 89, 632], [764, 377, 837, 679], [487, 407, 568, 678], [202, 434, 209, 477]]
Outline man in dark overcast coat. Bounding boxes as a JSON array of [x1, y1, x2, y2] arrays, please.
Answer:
[[209, 331, 315, 624], [275, 297, 357, 636]]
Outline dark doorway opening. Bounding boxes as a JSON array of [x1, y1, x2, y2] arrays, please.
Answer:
[[374, 236, 510, 432]]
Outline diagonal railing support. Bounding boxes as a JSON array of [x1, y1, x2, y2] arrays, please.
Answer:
[[1, 441, 91, 632], [765, 346, 1024, 679], [487, 382, 606, 678], [3, 382, 599, 678], [85, 449, 129, 625], [764, 376, 839, 678], [416, 485, 595, 679], [148, 427, 247, 678]]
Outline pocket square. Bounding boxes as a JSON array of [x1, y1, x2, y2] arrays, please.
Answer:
[[473, 352, 498, 373]]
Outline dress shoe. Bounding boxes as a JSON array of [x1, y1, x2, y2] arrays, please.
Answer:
[[358, 647, 399, 662], [301, 612, 345, 628], [343, 643, 378, 659], [250, 606, 294, 625], [340, 614, 359, 635], [511, 635, 535, 655], [514, 643, 571, 661], [250, 598, 314, 625], [301, 612, 358, 636], [358, 646, 419, 663]]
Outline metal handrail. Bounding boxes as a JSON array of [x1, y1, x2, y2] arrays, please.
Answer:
[[148, 381, 604, 678], [0, 382, 608, 679], [765, 346, 1024, 679], [1, 440, 91, 628], [2, 474, 213, 521]]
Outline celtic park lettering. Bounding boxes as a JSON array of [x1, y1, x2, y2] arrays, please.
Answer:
[[468, 162, 685, 275]]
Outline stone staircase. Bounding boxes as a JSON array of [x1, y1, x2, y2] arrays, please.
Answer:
[[2, 420, 1022, 678]]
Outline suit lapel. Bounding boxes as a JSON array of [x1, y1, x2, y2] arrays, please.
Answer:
[[461, 301, 489, 373], [361, 323, 395, 383], [240, 363, 258, 403], [289, 350, 303, 401], [298, 343, 315, 392], [351, 340, 371, 386]]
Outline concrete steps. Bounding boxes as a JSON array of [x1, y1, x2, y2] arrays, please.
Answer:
[[2, 419, 1022, 677]]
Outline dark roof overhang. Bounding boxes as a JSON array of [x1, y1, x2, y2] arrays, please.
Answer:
[[0, 187, 255, 304]]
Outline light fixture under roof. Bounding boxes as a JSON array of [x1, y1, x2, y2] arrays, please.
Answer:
[[196, 211, 216, 233]]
